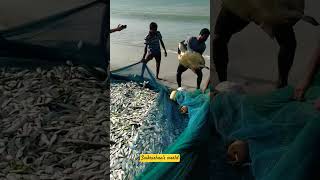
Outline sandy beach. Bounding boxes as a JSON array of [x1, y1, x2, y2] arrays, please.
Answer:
[[110, 0, 210, 90], [110, 43, 210, 90], [111, 0, 320, 95]]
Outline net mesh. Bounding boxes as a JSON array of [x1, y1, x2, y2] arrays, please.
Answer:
[[0, 0, 108, 69], [112, 63, 320, 180]]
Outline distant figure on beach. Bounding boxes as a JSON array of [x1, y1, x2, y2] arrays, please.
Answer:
[[212, 2, 319, 88], [110, 24, 127, 33], [177, 28, 210, 89], [141, 22, 167, 79]]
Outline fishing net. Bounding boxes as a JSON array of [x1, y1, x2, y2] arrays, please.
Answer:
[[211, 79, 320, 180], [111, 62, 320, 180], [0, 0, 108, 69], [110, 62, 189, 179], [0, 1, 109, 178], [111, 62, 238, 179]]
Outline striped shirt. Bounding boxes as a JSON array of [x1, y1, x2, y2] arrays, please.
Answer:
[[145, 31, 162, 54]]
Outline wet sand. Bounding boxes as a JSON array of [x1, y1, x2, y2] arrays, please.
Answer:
[[111, 1, 319, 94], [110, 43, 210, 90]]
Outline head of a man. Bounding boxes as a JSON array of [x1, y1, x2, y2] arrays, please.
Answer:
[[149, 22, 158, 34], [198, 28, 210, 43]]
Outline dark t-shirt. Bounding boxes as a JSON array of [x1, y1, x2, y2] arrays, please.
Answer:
[[185, 36, 206, 55]]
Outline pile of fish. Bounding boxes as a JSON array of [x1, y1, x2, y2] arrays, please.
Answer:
[[110, 81, 185, 179], [0, 64, 108, 179]]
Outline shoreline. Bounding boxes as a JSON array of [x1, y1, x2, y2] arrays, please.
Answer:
[[110, 43, 210, 90]]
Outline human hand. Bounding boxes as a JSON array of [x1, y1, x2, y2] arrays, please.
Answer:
[[294, 81, 309, 101], [227, 140, 249, 166], [179, 106, 188, 114], [140, 58, 146, 63], [116, 24, 127, 31], [164, 51, 167, 57]]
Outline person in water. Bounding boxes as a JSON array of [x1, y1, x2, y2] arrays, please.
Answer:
[[177, 28, 210, 89], [141, 22, 167, 79]]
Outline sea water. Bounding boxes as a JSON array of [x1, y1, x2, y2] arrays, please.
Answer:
[[110, 0, 210, 69]]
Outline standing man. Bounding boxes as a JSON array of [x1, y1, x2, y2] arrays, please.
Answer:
[[212, 6, 298, 88], [212, 1, 318, 88], [177, 28, 210, 89], [141, 22, 167, 79]]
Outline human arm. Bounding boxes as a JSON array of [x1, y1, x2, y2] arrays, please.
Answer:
[[227, 140, 249, 166], [294, 41, 320, 101], [185, 37, 195, 53], [160, 39, 167, 57], [141, 44, 147, 61], [200, 44, 206, 55], [203, 78, 211, 93], [157, 32, 167, 57], [177, 40, 186, 55], [110, 24, 126, 33]]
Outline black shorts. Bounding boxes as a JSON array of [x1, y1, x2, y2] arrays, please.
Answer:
[[145, 51, 161, 63]]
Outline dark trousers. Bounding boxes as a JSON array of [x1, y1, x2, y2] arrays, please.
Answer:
[[212, 7, 297, 88], [177, 64, 203, 89]]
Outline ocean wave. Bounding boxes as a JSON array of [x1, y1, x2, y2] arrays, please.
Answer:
[[111, 10, 209, 22]]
